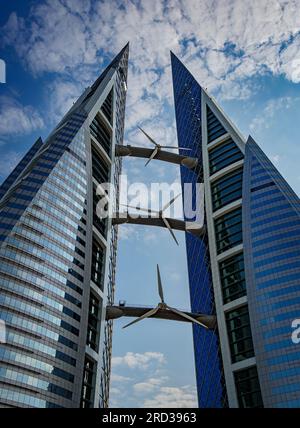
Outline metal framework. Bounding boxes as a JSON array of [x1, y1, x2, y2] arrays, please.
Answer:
[[113, 127, 211, 328], [106, 305, 216, 329], [113, 215, 205, 238], [116, 144, 198, 169]]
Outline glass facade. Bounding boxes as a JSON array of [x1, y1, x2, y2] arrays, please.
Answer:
[[171, 52, 227, 408], [92, 145, 109, 185], [234, 366, 263, 408], [211, 168, 243, 212], [0, 44, 129, 408], [98, 47, 128, 408], [172, 53, 263, 408], [226, 305, 254, 363], [101, 89, 113, 124], [173, 50, 300, 408], [91, 239, 105, 290], [90, 115, 112, 156], [86, 293, 101, 351], [209, 138, 243, 175], [243, 136, 300, 408], [205, 109, 261, 407], [3, 45, 300, 409], [80, 357, 96, 408], [214, 207, 243, 254], [206, 106, 227, 143], [0, 118, 87, 408], [219, 252, 246, 304]]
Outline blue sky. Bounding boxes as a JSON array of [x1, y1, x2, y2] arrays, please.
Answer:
[[1, 0, 300, 408]]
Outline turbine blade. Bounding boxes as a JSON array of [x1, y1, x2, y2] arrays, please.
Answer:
[[121, 204, 158, 215], [161, 146, 192, 151], [166, 305, 209, 329], [162, 217, 179, 246], [162, 193, 181, 212], [157, 264, 164, 303], [122, 307, 159, 329], [138, 127, 158, 146], [160, 145, 179, 149], [145, 147, 159, 167]]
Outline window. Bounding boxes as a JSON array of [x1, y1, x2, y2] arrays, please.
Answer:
[[219, 252, 246, 303], [91, 239, 105, 290], [234, 366, 263, 408], [90, 115, 112, 156], [207, 105, 227, 143], [80, 357, 96, 408], [226, 305, 254, 363], [214, 207, 242, 254], [101, 89, 113, 124], [92, 146, 109, 185], [209, 138, 243, 174], [86, 293, 101, 351], [211, 168, 243, 211]]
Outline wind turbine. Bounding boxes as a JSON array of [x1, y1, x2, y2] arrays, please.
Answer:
[[122, 194, 181, 245], [123, 265, 209, 329], [138, 127, 192, 166]]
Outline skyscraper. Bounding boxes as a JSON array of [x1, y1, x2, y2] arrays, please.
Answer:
[[0, 44, 129, 408], [171, 52, 300, 408]]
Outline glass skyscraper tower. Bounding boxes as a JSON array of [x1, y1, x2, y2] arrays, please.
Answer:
[[0, 45, 129, 408], [171, 52, 300, 408]]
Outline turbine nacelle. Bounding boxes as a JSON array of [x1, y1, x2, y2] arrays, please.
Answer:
[[138, 127, 192, 167], [123, 265, 209, 330], [121, 194, 181, 246], [115, 144, 198, 170]]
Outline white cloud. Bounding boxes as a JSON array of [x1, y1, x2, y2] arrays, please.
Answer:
[[133, 382, 157, 394], [110, 351, 197, 408], [118, 224, 140, 241], [205, 49, 241, 80], [112, 351, 165, 370], [3, 3, 97, 75], [0, 96, 44, 136], [133, 376, 168, 394], [143, 385, 198, 408], [110, 354, 168, 407], [3, 0, 300, 132], [250, 96, 299, 131], [111, 373, 131, 383], [109, 387, 123, 401], [48, 79, 83, 123], [280, 34, 300, 83], [125, 95, 163, 130]]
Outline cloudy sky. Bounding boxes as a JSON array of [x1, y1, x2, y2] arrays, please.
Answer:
[[1, 0, 300, 407]]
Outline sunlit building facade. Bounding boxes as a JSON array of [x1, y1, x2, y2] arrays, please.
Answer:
[[0, 45, 129, 408], [172, 52, 300, 408]]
